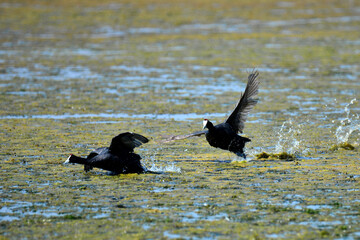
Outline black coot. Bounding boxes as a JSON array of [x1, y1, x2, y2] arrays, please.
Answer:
[[64, 132, 149, 174], [162, 71, 260, 159]]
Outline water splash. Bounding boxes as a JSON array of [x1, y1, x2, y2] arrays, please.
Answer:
[[244, 120, 307, 160], [275, 119, 308, 155], [146, 163, 181, 173], [334, 98, 359, 144], [143, 151, 181, 173]]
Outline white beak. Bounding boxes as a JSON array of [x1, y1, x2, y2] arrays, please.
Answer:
[[63, 155, 71, 164]]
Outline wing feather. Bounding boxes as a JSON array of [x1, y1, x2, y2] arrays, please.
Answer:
[[110, 132, 149, 151], [225, 70, 260, 133], [160, 130, 207, 143]]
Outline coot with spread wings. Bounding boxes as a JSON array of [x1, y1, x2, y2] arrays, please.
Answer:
[[162, 71, 260, 159], [64, 132, 149, 174]]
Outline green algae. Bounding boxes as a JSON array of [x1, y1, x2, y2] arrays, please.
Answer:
[[329, 142, 356, 151], [1, 0, 360, 239], [255, 152, 296, 161]]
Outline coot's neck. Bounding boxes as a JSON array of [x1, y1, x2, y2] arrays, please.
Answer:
[[206, 120, 215, 130], [69, 154, 87, 164]]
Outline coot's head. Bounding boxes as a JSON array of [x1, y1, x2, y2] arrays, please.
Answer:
[[203, 119, 209, 129]]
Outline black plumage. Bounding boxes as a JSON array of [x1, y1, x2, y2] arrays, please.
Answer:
[[162, 71, 260, 158], [64, 132, 149, 174]]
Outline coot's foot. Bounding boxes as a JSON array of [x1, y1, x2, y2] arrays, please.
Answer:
[[145, 170, 163, 174], [236, 152, 246, 159]]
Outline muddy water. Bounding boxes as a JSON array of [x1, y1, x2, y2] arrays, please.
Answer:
[[1, 0, 360, 239]]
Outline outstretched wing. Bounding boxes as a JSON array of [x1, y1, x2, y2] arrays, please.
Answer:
[[109, 132, 149, 152], [160, 130, 207, 143], [225, 71, 260, 133], [87, 147, 108, 159]]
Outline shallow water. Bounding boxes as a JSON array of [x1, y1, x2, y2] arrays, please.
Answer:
[[1, 0, 360, 239]]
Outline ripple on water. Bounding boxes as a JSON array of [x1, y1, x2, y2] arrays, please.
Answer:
[[150, 187, 175, 193], [110, 65, 167, 74], [163, 231, 188, 239], [295, 220, 343, 229], [178, 211, 229, 223], [6, 91, 46, 97], [266, 233, 287, 239], [83, 16, 360, 39], [0, 112, 226, 121], [0, 200, 65, 221], [0, 216, 20, 222], [0, 66, 102, 81]]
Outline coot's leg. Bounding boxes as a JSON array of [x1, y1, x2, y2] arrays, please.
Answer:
[[84, 164, 93, 172]]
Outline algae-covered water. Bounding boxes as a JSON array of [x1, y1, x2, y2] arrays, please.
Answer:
[[1, 0, 360, 239]]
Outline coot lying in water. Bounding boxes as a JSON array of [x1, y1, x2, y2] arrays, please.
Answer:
[[64, 132, 149, 174], [162, 71, 260, 159]]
